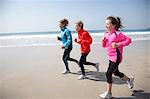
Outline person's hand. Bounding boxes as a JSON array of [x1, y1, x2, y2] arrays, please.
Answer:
[[57, 36, 61, 41], [112, 42, 119, 48], [74, 38, 81, 43], [74, 38, 77, 42], [101, 36, 107, 44], [101, 36, 106, 41], [61, 45, 65, 49], [57, 36, 59, 40]]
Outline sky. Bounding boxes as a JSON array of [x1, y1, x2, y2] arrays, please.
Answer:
[[0, 0, 149, 33]]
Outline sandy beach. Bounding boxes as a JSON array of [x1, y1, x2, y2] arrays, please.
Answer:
[[0, 40, 149, 99]]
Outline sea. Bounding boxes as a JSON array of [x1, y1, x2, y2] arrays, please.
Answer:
[[0, 29, 150, 47]]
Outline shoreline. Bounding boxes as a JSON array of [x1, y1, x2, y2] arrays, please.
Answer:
[[0, 39, 149, 48], [0, 32, 150, 48]]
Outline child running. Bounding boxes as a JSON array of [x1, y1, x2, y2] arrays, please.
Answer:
[[99, 16, 134, 98], [74, 21, 99, 80], [57, 18, 78, 74]]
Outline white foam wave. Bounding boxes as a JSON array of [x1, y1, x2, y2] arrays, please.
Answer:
[[0, 31, 150, 48]]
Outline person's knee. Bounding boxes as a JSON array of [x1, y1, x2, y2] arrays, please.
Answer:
[[107, 80, 112, 84], [114, 72, 119, 76], [79, 59, 84, 65], [62, 56, 67, 62], [106, 72, 113, 83], [114, 72, 124, 78], [79, 61, 83, 67]]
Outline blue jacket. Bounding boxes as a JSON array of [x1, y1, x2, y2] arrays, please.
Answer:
[[59, 27, 72, 49]]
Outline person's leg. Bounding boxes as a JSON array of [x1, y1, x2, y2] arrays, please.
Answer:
[[77, 53, 87, 79], [62, 49, 70, 73], [67, 45, 78, 64], [114, 48, 129, 81], [83, 53, 96, 65], [115, 48, 131, 83], [113, 63, 134, 88], [113, 68, 131, 82], [100, 61, 117, 98], [122, 75, 129, 81], [113, 67, 124, 78], [79, 53, 86, 76], [100, 49, 121, 98], [106, 61, 116, 82], [107, 83, 112, 93], [106, 61, 117, 92], [68, 57, 78, 63], [82, 53, 99, 72]]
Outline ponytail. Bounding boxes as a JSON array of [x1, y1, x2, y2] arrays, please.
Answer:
[[116, 17, 123, 30], [107, 16, 123, 31]]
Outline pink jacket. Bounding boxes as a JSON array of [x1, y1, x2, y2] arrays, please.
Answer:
[[102, 30, 132, 63]]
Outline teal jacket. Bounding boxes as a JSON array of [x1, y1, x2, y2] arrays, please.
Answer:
[[58, 27, 72, 49]]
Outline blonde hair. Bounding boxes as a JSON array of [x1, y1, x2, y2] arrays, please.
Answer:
[[75, 21, 84, 29]]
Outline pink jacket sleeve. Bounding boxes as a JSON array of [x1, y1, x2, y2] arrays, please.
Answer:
[[118, 33, 132, 47], [102, 38, 108, 48], [102, 33, 108, 48]]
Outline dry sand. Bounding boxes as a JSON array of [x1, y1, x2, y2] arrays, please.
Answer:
[[0, 40, 149, 99]]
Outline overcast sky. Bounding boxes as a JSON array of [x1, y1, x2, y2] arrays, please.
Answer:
[[0, 0, 149, 33]]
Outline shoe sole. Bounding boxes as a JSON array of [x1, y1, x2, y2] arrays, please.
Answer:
[[128, 78, 134, 89]]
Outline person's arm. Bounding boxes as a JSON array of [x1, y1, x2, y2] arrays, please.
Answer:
[[117, 33, 132, 47], [101, 36, 108, 48], [80, 32, 92, 45], [64, 30, 72, 48]]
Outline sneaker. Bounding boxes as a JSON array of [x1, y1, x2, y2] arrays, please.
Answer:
[[94, 63, 99, 72], [99, 91, 112, 99], [127, 77, 134, 89], [78, 75, 86, 80], [62, 70, 70, 74]]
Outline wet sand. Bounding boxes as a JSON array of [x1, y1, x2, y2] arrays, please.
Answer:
[[0, 40, 149, 99]]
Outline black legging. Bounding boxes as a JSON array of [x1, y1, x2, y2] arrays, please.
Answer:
[[79, 53, 96, 75], [106, 48, 124, 83], [63, 44, 78, 71]]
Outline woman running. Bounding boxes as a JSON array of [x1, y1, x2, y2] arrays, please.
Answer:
[[99, 16, 134, 98], [57, 18, 78, 74], [74, 21, 99, 80]]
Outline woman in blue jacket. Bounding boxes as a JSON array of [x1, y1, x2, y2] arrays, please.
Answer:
[[57, 18, 78, 74]]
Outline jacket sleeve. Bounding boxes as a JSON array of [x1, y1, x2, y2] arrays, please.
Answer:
[[117, 33, 132, 47], [101, 33, 108, 48], [102, 38, 108, 48], [64, 30, 72, 48], [80, 32, 92, 45]]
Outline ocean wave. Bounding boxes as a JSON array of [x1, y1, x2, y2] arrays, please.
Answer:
[[0, 31, 150, 47]]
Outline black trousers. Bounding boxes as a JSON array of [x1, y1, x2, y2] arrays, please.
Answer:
[[62, 44, 78, 71], [106, 48, 124, 83], [79, 53, 96, 75]]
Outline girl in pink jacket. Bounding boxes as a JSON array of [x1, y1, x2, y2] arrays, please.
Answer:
[[100, 16, 134, 99]]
